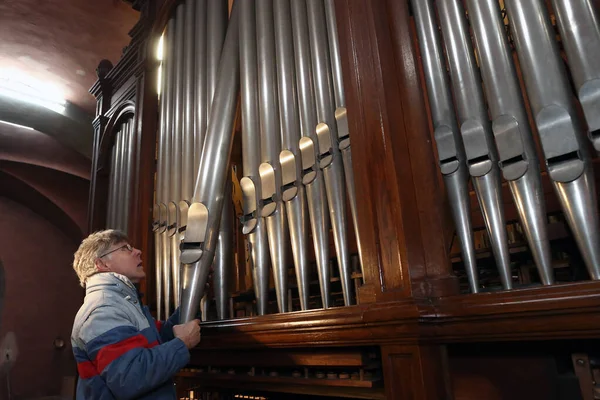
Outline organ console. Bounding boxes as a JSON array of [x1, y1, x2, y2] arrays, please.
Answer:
[[88, 0, 600, 398]]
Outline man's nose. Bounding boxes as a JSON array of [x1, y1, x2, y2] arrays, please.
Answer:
[[133, 247, 142, 256]]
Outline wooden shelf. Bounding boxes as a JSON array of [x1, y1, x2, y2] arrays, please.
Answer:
[[196, 281, 600, 350]]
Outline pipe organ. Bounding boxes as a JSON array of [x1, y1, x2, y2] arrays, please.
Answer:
[[106, 115, 136, 233], [89, 0, 600, 398]]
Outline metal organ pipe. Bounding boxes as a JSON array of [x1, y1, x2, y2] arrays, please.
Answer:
[[466, 0, 554, 285], [273, 0, 311, 311], [550, 0, 600, 151], [257, 0, 291, 313], [207, 0, 232, 321], [290, 0, 332, 308], [323, 0, 362, 280], [437, 0, 513, 290], [180, 1, 240, 323], [505, 0, 600, 280], [411, 0, 479, 292], [194, 0, 207, 178], [306, 0, 353, 305], [240, 0, 271, 316], [162, 17, 176, 319]]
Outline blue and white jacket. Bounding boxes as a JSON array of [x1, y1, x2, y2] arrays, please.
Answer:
[[71, 273, 189, 399]]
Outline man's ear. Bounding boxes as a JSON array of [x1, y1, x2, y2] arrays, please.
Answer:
[[95, 257, 110, 273]]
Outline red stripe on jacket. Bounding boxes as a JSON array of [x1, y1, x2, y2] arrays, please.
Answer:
[[77, 334, 159, 378]]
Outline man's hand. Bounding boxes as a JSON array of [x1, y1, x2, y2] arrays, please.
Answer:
[[172, 319, 201, 349]]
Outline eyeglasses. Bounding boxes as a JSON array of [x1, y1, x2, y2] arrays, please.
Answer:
[[99, 244, 133, 258]]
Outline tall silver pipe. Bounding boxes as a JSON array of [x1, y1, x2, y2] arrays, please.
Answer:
[[274, 0, 311, 311], [214, 179, 232, 320], [323, 0, 362, 280], [438, 0, 512, 290], [466, 0, 553, 285], [182, 0, 196, 203], [411, 0, 479, 292], [506, 0, 600, 280], [207, 0, 229, 113], [208, 0, 231, 321], [153, 32, 170, 320], [180, 2, 240, 323], [551, 0, 600, 150], [306, 0, 353, 305], [194, 0, 207, 179], [169, 3, 186, 311], [240, 0, 270, 315], [291, 0, 331, 308], [257, 0, 290, 313], [162, 16, 177, 318], [106, 130, 119, 228]]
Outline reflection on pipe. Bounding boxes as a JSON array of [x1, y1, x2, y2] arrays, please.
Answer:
[[208, 0, 230, 321], [274, 0, 311, 311], [162, 16, 177, 318], [179, 2, 240, 323], [411, 0, 479, 293], [323, 0, 362, 281], [551, 0, 600, 151], [506, 0, 600, 280], [438, 0, 513, 290], [291, 0, 331, 308], [257, 0, 290, 313], [240, 0, 270, 316], [307, 0, 353, 306], [466, 0, 554, 285]]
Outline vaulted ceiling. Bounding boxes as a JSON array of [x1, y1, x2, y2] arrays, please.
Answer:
[[0, 0, 139, 239]]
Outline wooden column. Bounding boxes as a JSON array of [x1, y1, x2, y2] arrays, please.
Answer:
[[334, 0, 458, 302]]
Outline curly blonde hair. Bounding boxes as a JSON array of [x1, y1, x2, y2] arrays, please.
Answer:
[[73, 229, 128, 287]]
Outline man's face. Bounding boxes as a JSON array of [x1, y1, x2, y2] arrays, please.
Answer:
[[96, 242, 145, 283]]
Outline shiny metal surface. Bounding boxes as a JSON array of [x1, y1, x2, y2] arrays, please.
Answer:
[[182, 0, 196, 202], [506, 0, 600, 280], [207, 0, 228, 115], [324, 0, 362, 280], [551, 0, 600, 149], [266, 202, 290, 313], [291, 0, 331, 307], [180, 2, 240, 322], [154, 231, 163, 320], [249, 219, 270, 316], [438, 0, 512, 289], [194, 0, 207, 180], [214, 179, 233, 320], [274, 0, 311, 310], [240, 0, 270, 314], [473, 172, 513, 289], [257, 0, 289, 313], [307, 0, 352, 305], [467, 0, 553, 285]]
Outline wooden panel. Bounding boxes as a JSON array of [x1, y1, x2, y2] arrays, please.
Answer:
[[384, 0, 457, 297], [190, 348, 372, 368], [426, 281, 600, 342], [381, 344, 451, 400]]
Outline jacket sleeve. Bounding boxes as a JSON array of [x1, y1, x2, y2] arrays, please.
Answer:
[[80, 304, 190, 399], [156, 308, 180, 342]]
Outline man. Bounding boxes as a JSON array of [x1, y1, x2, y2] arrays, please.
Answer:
[[71, 229, 200, 399]]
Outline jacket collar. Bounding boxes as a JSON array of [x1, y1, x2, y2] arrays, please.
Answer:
[[85, 272, 138, 298]]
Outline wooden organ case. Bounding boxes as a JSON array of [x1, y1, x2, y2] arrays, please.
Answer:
[[89, 0, 600, 399]]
